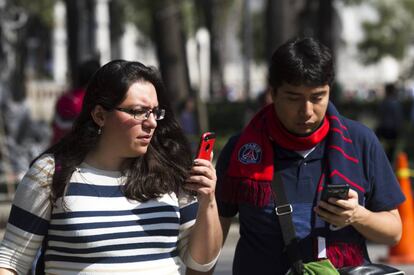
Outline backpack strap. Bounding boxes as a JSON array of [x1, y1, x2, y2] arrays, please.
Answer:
[[270, 170, 303, 275]]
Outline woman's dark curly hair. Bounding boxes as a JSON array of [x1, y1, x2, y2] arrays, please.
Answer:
[[35, 60, 193, 203]]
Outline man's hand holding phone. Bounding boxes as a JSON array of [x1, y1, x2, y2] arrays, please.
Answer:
[[314, 185, 361, 228], [321, 184, 349, 202]]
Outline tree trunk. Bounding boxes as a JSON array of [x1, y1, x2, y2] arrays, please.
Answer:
[[265, 0, 297, 62], [242, 0, 251, 99], [65, 0, 95, 85], [317, 0, 334, 54], [151, 0, 191, 112], [0, 3, 29, 101], [200, 0, 225, 100], [109, 0, 124, 60]]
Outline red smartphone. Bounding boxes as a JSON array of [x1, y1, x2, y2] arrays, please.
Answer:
[[196, 132, 216, 160]]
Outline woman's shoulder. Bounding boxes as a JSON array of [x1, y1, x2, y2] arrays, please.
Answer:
[[26, 154, 55, 188]]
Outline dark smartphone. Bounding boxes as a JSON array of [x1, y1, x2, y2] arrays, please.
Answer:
[[321, 184, 350, 202], [196, 132, 216, 160]]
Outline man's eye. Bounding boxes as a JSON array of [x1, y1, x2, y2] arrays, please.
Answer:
[[287, 97, 300, 101], [311, 97, 323, 102]]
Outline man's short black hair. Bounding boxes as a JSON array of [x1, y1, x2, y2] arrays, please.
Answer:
[[268, 37, 334, 90]]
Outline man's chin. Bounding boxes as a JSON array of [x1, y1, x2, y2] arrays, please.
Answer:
[[292, 128, 315, 137]]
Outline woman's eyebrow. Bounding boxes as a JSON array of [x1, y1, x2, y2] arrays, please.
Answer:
[[123, 104, 151, 109]]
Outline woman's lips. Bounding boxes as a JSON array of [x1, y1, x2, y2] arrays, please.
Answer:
[[137, 135, 152, 143]]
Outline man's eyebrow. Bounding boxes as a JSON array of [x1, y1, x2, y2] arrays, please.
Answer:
[[284, 91, 302, 95], [312, 90, 328, 96]]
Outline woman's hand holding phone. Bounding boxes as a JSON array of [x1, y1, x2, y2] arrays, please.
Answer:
[[185, 132, 217, 202]]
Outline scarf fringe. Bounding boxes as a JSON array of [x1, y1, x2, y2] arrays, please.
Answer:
[[221, 176, 272, 208], [327, 242, 364, 268]]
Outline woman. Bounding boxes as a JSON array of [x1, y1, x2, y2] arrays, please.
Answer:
[[0, 60, 221, 274]]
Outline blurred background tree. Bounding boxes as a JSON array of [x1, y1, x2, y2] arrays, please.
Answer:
[[355, 0, 414, 65], [3, 0, 414, 181]]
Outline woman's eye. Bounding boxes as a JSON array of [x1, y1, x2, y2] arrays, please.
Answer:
[[132, 109, 147, 115]]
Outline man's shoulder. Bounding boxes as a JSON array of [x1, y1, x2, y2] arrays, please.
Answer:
[[340, 116, 378, 149], [341, 116, 375, 137], [221, 134, 241, 154]]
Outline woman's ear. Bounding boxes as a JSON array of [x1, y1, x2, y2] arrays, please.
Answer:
[[90, 105, 107, 127]]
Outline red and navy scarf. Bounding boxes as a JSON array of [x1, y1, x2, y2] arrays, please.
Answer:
[[222, 102, 366, 267], [222, 102, 365, 206]]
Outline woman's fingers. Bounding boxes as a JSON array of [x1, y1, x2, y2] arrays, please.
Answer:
[[185, 158, 217, 197]]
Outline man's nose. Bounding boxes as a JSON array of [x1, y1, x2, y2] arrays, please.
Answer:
[[300, 100, 313, 118]]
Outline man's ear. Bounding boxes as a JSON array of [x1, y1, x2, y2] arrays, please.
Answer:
[[90, 105, 107, 127]]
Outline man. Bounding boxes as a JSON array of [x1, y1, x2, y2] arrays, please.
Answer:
[[376, 83, 403, 162], [213, 37, 405, 274]]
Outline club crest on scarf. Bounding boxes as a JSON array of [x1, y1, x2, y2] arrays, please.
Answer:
[[238, 143, 262, 164]]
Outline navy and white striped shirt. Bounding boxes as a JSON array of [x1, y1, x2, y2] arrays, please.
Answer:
[[0, 155, 212, 274]]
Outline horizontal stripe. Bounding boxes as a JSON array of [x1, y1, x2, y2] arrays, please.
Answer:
[[51, 205, 178, 219], [48, 223, 179, 238], [48, 241, 176, 254], [66, 182, 124, 197], [45, 249, 179, 263], [48, 235, 177, 249], [51, 211, 178, 225], [44, 258, 179, 273], [179, 202, 198, 225], [49, 217, 179, 231], [47, 229, 179, 243], [8, 205, 49, 235]]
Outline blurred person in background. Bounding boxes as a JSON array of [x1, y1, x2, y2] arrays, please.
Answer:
[[211, 37, 404, 275], [179, 97, 199, 154], [375, 83, 403, 162], [0, 60, 221, 274], [50, 59, 100, 145]]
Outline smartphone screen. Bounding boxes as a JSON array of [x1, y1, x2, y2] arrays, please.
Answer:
[[321, 184, 350, 202], [196, 132, 216, 160]]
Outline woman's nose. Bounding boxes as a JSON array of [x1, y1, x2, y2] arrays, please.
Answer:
[[142, 113, 157, 129]]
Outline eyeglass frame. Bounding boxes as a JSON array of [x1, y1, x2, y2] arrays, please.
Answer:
[[114, 107, 166, 121]]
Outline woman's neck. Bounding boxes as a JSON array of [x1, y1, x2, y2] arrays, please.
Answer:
[[84, 149, 123, 171]]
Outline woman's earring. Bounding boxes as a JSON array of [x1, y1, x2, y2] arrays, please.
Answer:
[[97, 127, 102, 135]]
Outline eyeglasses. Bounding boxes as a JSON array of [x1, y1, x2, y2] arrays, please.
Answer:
[[115, 107, 166, 121]]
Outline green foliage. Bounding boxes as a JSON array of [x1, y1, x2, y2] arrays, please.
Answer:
[[121, 0, 198, 43], [14, 0, 54, 27], [121, 0, 153, 40], [251, 10, 265, 62], [347, 0, 414, 64], [207, 101, 248, 136], [181, 0, 197, 36], [342, 0, 365, 5]]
